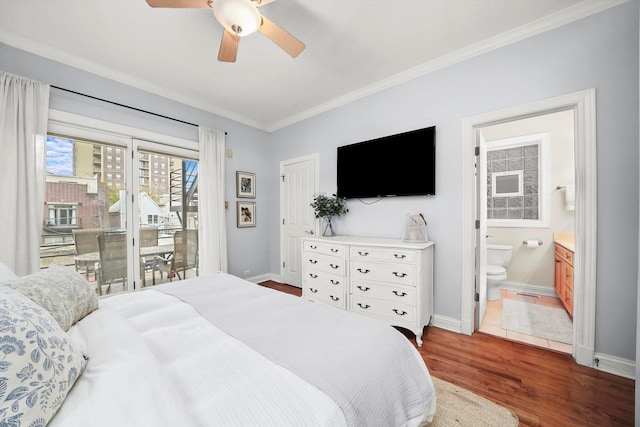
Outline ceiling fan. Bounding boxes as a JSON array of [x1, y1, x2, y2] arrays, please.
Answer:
[[145, 0, 305, 62]]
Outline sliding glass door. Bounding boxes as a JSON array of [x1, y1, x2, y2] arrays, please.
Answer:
[[135, 143, 199, 287], [40, 133, 199, 295]]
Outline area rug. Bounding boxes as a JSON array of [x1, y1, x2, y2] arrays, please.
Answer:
[[426, 377, 519, 426], [501, 298, 572, 344]]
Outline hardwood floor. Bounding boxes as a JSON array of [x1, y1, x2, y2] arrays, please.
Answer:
[[259, 280, 635, 426]]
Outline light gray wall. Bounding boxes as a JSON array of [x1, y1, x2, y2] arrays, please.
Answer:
[[0, 42, 273, 279], [269, 1, 639, 360]]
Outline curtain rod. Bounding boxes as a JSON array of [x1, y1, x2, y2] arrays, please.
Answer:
[[51, 85, 227, 134]]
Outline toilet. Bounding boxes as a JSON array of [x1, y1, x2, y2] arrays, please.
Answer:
[[486, 244, 513, 301]]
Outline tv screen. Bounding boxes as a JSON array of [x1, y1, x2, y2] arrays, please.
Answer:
[[336, 126, 436, 198]]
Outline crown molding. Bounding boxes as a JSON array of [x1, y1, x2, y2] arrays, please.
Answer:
[[266, 0, 629, 131], [0, 28, 267, 131]]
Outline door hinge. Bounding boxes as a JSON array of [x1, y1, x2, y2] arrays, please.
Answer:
[[282, 261, 285, 268], [474, 292, 479, 302], [281, 174, 285, 182], [475, 146, 480, 156], [475, 219, 480, 229], [282, 218, 285, 225]]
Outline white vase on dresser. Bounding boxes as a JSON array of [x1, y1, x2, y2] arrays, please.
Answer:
[[301, 236, 434, 346]]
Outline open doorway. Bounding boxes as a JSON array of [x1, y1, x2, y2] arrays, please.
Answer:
[[476, 110, 575, 354], [461, 89, 597, 368]]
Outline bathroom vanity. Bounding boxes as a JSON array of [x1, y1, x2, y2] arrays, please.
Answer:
[[301, 236, 434, 346], [554, 233, 574, 317]]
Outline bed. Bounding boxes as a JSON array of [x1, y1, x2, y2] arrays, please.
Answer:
[[0, 265, 436, 426]]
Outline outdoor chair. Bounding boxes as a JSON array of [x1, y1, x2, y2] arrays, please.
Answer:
[[156, 229, 198, 282], [96, 233, 128, 295], [73, 228, 102, 279], [139, 226, 159, 285]]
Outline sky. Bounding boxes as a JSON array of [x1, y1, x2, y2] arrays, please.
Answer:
[[46, 136, 73, 176]]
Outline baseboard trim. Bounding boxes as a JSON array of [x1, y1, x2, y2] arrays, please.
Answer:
[[594, 353, 636, 380], [246, 273, 281, 284], [432, 315, 463, 334], [500, 281, 558, 298]]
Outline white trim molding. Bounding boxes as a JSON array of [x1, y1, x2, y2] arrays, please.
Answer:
[[432, 315, 463, 334], [594, 353, 636, 380], [461, 89, 597, 369]]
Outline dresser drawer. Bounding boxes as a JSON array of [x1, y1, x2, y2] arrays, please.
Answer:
[[303, 241, 347, 258], [350, 247, 416, 264], [302, 269, 346, 293], [350, 261, 415, 286], [350, 295, 415, 323], [303, 282, 346, 309], [351, 281, 415, 304], [303, 254, 347, 276]]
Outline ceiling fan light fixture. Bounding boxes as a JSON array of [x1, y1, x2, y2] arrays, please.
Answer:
[[213, 0, 261, 36]]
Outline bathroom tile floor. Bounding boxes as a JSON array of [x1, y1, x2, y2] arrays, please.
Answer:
[[479, 289, 572, 354]]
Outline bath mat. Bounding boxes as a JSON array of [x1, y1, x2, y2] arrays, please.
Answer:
[[501, 299, 572, 344]]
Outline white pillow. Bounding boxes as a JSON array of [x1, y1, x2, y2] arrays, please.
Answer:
[[0, 262, 17, 282]]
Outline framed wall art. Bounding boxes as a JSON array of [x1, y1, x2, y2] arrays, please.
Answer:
[[236, 171, 256, 198], [237, 201, 256, 228]]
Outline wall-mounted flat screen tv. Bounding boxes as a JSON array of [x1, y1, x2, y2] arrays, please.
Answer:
[[336, 126, 436, 198]]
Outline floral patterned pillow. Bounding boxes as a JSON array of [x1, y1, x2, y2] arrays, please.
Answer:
[[2, 265, 98, 331], [0, 286, 87, 426]]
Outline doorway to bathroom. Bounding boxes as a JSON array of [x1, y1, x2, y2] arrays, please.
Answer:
[[461, 89, 597, 367], [476, 110, 575, 354]]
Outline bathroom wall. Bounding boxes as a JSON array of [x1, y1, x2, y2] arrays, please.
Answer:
[[482, 109, 575, 289]]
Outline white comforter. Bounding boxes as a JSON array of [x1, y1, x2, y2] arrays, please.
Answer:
[[50, 273, 436, 426]]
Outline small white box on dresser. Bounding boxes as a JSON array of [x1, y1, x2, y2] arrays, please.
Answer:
[[302, 236, 434, 346]]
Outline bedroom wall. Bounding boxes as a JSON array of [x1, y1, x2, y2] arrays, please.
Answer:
[[0, 43, 273, 279], [268, 1, 640, 361]]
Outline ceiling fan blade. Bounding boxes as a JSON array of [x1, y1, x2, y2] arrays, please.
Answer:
[[218, 29, 239, 62], [258, 15, 305, 58], [145, 0, 211, 8]]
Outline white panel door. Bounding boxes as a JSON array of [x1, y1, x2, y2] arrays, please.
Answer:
[[280, 154, 318, 287]]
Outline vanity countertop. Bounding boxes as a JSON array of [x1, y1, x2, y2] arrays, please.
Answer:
[[554, 232, 575, 252]]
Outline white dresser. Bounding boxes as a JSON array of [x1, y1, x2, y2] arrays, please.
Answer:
[[301, 236, 434, 346]]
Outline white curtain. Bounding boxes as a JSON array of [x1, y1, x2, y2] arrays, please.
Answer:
[[0, 72, 50, 276], [198, 126, 228, 274]]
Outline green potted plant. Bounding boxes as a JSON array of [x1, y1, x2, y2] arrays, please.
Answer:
[[310, 193, 349, 236]]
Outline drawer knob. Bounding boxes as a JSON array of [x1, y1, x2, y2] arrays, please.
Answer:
[[309, 259, 318, 264], [358, 251, 369, 256], [309, 288, 318, 293], [392, 290, 407, 297], [331, 248, 339, 253], [357, 285, 370, 292], [330, 295, 340, 301], [330, 264, 340, 269], [393, 309, 408, 316], [394, 254, 407, 259], [310, 245, 317, 249], [309, 273, 318, 279], [330, 279, 340, 285], [357, 303, 370, 309], [392, 272, 407, 278], [357, 268, 370, 274]]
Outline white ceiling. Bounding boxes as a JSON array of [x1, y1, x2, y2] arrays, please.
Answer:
[[0, 0, 621, 131]]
